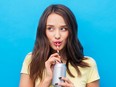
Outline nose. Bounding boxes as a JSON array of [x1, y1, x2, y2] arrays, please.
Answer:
[[54, 29, 61, 39]]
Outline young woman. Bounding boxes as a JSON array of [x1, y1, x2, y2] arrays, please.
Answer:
[[19, 4, 100, 87]]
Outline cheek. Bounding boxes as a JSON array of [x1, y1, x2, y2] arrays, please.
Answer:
[[64, 32, 69, 40], [65, 33, 69, 43], [62, 34, 68, 45], [46, 32, 52, 40], [46, 35, 54, 45]]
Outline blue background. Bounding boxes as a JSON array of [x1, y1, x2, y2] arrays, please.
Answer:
[[0, 0, 116, 87]]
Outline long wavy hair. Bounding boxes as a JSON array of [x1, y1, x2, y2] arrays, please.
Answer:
[[29, 4, 89, 83]]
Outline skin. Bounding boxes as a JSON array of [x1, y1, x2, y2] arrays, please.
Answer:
[[19, 13, 99, 87], [46, 13, 69, 51]]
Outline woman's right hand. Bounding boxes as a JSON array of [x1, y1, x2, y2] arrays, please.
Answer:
[[45, 53, 61, 80], [39, 53, 61, 87]]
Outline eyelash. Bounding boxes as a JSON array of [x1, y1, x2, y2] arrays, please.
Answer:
[[47, 27, 68, 31], [60, 27, 67, 31], [47, 27, 54, 31]]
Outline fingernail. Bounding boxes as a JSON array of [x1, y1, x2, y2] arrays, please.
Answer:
[[55, 83, 58, 85], [59, 77, 62, 79]]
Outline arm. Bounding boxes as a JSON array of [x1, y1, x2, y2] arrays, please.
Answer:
[[19, 53, 61, 87], [19, 73, 52, 87], [86, 57, 100, 87], [86, 80, 99, 87], [19, 74, 33, 87]]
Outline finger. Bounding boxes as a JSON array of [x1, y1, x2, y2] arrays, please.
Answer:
[[47, 57, 61, 65], [58, 81, 75, 87], [49, 53, 61, 62], [50, 53, 60, 58], [57, 82, 73, 87], [60, 77, 72, 83], [57, 82, 67, 86], [51, 57, 61, 63], [50, 55, 61, 60]]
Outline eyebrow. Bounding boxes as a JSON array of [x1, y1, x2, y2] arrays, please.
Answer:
[[46, 25, 54, 27], [46, 25, 68, 27]]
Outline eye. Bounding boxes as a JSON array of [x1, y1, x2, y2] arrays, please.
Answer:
[[60, 27, 68, 31], [47, 27, 54, 31]]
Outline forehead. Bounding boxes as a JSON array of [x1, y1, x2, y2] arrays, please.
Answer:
[[46, 13, 66, 25]]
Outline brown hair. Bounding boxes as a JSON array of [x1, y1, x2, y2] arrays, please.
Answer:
[[29, 4, 89, 83]]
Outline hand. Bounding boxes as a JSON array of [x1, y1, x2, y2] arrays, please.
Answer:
[[56, 77, 75, 87], [45, 53, 61, 79]]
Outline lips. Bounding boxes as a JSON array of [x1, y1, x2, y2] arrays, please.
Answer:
[[53, 41, 62, 46]]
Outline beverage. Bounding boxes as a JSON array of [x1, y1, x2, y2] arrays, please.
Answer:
[[52, 63, 66, 86]]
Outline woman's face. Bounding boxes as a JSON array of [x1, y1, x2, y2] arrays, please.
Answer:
[[46, 13, 69, 51]]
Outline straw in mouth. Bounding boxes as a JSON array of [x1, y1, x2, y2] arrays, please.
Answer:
[[56, 46, 59, 54], [56, 46, 63, 63]]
